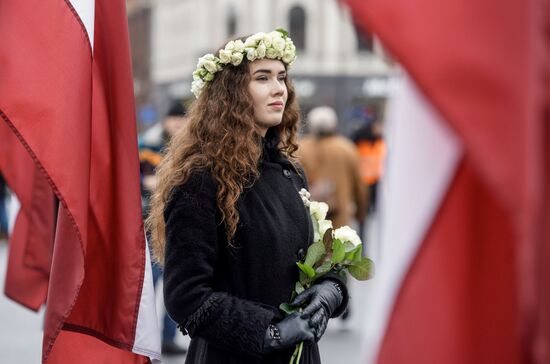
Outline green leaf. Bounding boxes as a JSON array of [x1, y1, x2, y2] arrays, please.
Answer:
[[297, 262, 316, 278], [279, 302, 297, 316], [304, 242, 325, 267], [276, 28, 289, 37], [331, 239, 345, 264], [315, 261, 332, 275], [343, 241, 356, 252], [348, 258, 374, 281], [344, 244, 362, 263], [295, 281, 305, 294]]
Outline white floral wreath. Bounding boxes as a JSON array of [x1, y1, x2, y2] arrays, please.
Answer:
[[191, 28, 297, 98]]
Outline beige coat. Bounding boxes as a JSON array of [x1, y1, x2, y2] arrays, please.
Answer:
[[297, 134, 367, 229]]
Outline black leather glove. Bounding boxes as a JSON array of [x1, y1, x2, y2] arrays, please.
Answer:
[[262, 312, 315, 353], [291, 280, 343, 341]]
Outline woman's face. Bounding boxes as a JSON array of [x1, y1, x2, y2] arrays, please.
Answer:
[[247, 59, 288, 136]]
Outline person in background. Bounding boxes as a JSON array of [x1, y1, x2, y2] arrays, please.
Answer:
[[352, 119, 387, 216], [146, 30, 348, 363], [296, 106, 366, 230], [139, 101, 188, 356]]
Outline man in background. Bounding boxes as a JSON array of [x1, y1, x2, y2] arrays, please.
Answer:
[[297, 106, 366, 231]]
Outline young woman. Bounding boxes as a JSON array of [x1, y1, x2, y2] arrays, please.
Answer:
[[147, 30, 348, 364]]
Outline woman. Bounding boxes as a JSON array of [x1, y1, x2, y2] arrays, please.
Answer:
[[147, 30, 348, 364]]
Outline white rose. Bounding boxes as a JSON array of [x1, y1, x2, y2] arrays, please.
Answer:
[[266, 47, 278, 59], [282, 50, 295, 64], [318, 219, 333, 240], [309, 201, 328, 221], [262, 34, 273, 48], [198, 53, 215, 68], [256, 43, 266, 58], [272, 37, 286, 51], [233, 40, 245, 52], [219, 50, 232, 64], [333, 226, 362, 247], [230, 52, 244, 66], [203, 60, 218, 74], [191, 79, 205, 97], [246, 48, 256, 61], [244, 36, 257, 48], [225, 40, 235, 51]]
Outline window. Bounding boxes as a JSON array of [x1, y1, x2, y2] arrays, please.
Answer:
[[289, 6, 306, 50], [227, 5, 238, 38], [355, 23, 373, 52]]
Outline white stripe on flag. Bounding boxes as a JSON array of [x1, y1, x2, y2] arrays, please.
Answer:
[[68, 0, 95, 50], [361, 72, 463, 363], [132, 235, 162, 363]]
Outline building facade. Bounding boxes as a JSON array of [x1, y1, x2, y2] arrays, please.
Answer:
[[130, 0, 395, 133]]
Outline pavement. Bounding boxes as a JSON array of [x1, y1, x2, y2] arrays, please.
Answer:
[[0, 216, 377, 364]]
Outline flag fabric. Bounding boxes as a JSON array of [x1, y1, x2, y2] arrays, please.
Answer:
[[0, 0, 161, 362], [0, 121, 54, 311], [342, 0, 550, 363]]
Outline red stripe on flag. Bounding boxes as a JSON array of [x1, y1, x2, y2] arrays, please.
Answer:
[[0, 119, 54, 311]]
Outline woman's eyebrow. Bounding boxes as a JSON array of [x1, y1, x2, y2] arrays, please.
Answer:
[[252, 69, 286, 75]]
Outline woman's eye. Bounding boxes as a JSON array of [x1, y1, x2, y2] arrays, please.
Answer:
[[256, 76, 268, 81], [278, 75, 287, 81]]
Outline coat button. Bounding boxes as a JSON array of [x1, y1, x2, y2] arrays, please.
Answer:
[[283, 169, 291, 178], [296, 248, 306, 261]]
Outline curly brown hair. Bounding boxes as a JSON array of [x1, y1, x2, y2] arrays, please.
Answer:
[[146, 53, 301, 265]]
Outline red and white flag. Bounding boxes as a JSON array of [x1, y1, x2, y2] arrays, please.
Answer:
[[0, 0, 161, 362], [343, 0, 550, 363]]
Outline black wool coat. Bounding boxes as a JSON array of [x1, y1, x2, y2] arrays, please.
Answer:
[[163, 128, 348, 364]]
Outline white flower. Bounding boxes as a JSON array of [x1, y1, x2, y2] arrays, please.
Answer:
[[233, 40, 245, 52], [318, 219, 333, 239], [219, 49, 232, 64], [266, 47, 278, 59], [225, 40, 236, 51], [333, 226, 362, 247], [256, 43, 267, 58], [309, 201, 328, 221], [272, 37, 286, 51], [197, 53, 214, 67], [282, 50, 295, 64], [230, 52, 244, 66], [203, 60, 218, 74], [191, 79, 205, 97], [262, 34, 273, 47], [246, 48, 256, 61]]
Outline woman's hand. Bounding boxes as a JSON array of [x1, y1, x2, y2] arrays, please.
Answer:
[[291, 280, 343, 341], [262, 313, 315, 353]]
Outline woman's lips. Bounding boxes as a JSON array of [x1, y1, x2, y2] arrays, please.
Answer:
[[268, 102, 284, 110]]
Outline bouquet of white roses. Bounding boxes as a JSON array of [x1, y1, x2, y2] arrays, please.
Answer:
[[279, 189, 374, 364]]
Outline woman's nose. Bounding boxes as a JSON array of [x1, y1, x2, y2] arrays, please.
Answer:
[[272, 80, 285, 95]]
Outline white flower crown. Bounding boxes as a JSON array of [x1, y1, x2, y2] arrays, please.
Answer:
[[191, 29, 297, 98]]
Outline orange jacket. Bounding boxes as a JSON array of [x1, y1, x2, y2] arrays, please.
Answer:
[[357, 139, 387, 186]]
